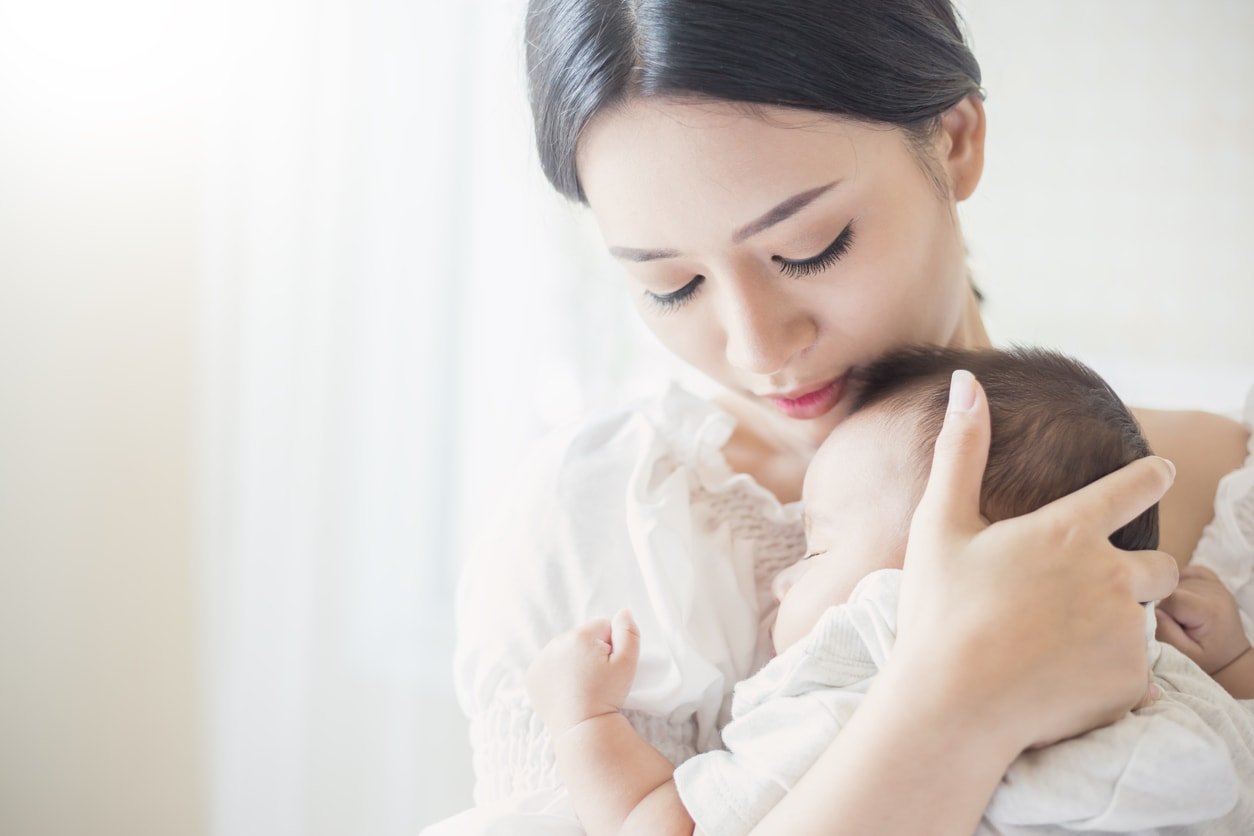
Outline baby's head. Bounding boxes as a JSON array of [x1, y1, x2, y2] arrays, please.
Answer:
[[770, 346, 1159, 653]]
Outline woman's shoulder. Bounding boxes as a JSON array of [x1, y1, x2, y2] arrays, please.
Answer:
[[1133, 390, 1254, 566]]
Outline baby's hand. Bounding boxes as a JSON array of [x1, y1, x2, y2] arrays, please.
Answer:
[[525, 608, 640, 737], [1155, 565, 1251, 676]]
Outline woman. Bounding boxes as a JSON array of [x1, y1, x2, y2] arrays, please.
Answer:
[[437, 1, 1250, 832]]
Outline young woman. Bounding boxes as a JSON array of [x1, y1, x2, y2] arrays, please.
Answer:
[[439, 2, 1251, 832]]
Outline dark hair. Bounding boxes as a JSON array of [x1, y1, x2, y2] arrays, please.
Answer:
[[524, 0, 984, 203], [849, 346, 1159, 551]]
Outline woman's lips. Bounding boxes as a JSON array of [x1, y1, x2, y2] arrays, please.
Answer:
[[767, 374, 848, 419]]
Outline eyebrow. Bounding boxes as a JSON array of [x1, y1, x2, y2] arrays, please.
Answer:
[[607, 180, 840, 263]]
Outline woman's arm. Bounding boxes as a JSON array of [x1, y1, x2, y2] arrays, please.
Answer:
[[752, 372, 1179, 835], [1133, 407, 1250, 568]]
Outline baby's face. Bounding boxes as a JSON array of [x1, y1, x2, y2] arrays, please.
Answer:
[[770, 408, 921, 653]]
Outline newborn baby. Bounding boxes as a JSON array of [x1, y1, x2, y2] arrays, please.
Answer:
[[526, 346, 1254, 836]]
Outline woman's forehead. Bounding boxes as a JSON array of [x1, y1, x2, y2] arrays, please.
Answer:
[[576, 97, 913, 242]]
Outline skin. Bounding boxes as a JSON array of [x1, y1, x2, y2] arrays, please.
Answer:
[[770, 407, 917, 653]]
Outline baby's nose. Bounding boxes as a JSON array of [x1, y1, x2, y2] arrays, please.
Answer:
[[771, 558, 807, 603]]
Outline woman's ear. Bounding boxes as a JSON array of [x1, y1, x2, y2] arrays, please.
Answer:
[[938, 94, 986, 202]]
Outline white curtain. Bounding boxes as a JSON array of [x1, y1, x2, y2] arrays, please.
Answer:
[[198, 1, 674, 832]]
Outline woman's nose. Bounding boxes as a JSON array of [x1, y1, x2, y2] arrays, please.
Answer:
[[720, 273, 815, 375], [771, 558, 808, 603]]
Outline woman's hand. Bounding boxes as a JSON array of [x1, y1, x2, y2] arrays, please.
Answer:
[[749, 371, 1179, 836], [894, 370, 1180, 753]]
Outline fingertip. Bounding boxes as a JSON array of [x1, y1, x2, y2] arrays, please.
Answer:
[[612, 608, 640, 644], [948, 369, 977, 413]]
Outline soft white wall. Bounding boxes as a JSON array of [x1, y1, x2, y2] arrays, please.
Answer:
[[957, 0, 1254, 413], [0, 3, 206, 835]]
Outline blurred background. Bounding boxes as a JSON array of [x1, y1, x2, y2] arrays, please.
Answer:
[[1, 1, 1251, 834]]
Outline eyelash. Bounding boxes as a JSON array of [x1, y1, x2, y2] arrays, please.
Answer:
[[775, 222, 856, 278], [801, 550, 826, 561], [644, 221, 856, 314]]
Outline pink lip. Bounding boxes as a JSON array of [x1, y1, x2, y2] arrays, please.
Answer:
[[767, 373, 848, 419]]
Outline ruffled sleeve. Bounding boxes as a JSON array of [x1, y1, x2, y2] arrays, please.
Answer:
[[447, 384, 796, 819], [1190, 384, 1254, 645]]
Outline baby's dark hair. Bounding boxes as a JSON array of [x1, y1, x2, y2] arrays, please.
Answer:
[[849, 346, 1159, 551]]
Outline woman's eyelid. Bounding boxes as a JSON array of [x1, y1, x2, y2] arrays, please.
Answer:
[[644, 274, 704, 313], [776, 221, 855, 263]]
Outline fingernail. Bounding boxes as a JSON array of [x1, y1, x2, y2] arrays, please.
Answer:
[[948, 370, 976, 413], [1149, 683, 1162, 702], [1161, 458, 1176, 481]]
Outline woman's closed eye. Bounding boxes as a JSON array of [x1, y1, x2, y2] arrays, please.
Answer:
[[774, 221, 855, 278], [643, 220, 857, 314], [645, 274, 706, 313]]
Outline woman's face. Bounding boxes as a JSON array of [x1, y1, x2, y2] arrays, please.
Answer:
[[577, 97, 986, 446]]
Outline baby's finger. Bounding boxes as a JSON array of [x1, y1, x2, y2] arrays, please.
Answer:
[[610, 608, 640, 666], [1156, 587, 1210, 630], [575, 618, 612, 640], [1155, 607, 1202, 655]]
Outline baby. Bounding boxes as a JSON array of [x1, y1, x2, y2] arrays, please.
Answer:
[[526, 346, 1254, 835]]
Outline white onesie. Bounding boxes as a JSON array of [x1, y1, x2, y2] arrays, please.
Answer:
[[674, 569, 1254, 836]]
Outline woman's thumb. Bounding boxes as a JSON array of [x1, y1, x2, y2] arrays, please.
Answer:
[[610, 608, 640, 665], [913, 369, 991, 537]]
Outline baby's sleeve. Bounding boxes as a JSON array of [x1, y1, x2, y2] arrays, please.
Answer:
[[673, 662, 865, 835], [984, 642, 1252, 831]]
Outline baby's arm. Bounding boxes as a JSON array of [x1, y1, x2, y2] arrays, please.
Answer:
[[525, 609, 700, 836], [1156, 565, 1254, 699]]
